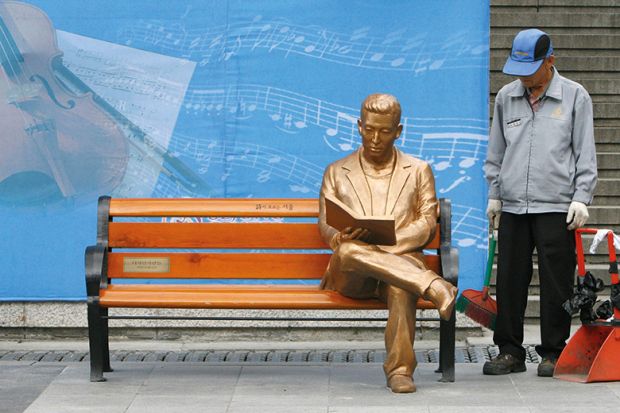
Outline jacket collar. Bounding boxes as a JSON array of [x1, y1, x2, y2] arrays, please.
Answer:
[[507, 67, 562, 101], [341, 148, 412, 215]]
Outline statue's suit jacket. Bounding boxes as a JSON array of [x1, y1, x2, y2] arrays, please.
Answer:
[[318, 148, 438, 288]]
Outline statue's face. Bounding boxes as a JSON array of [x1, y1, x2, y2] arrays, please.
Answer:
[[358, 111, 402, 164]]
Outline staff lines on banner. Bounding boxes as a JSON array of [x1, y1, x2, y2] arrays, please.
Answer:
[[120, 20, 487, 72], [451, 204, 487, 249], [167, 135, 324, 195], [182, 84, 487, 170], [183, 85, 488, 129]]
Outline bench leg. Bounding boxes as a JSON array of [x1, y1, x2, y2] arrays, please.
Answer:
[[101, 308, 113, 372], [87, 302, 106, 382], [436, 308, 455, 382]]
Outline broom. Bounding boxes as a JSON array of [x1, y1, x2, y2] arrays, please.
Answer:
[[456, 230, 498, 329]]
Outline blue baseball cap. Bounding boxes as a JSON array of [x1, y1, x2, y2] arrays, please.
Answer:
[[503, 29, 554, 77]]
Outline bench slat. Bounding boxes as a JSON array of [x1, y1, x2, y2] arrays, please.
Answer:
[[108, 223, 439, 250], [107, 253, 441, 279], [99, 285, 437, 310], [109, 198, 319, 217], [108, 223, 329, 249], [108, 253, 332, 279]]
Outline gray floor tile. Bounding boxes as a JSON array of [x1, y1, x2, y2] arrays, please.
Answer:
[[54, 363, 154, 385], [330, 408, 429, 413], [145, 364, 241, 386], [529, 408, 619, 413], [605, 382, 620, 399], [231, 384, 329, 403], [429, 408, 530, 413], [515, 383, 619, 406], [139, 383, 236, 400], [24, 392, 139, 413], [237, 365, 330, 386], [329, 365, 386, 386], [0, 364, 65, 413], [126, 395, 229, 413], [329, 386, 423, 407], [227, 403, 328, 413]]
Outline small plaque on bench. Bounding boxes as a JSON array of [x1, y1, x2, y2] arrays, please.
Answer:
[[123, 257, 170, 273]]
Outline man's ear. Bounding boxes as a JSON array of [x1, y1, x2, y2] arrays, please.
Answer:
[[395, 124, 403, 138], [357, 118, 363, 135]]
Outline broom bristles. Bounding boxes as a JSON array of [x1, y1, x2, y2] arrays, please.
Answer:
[[457, 294, 497, 330]]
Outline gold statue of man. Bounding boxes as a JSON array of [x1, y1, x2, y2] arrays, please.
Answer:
[[319, 93, 457, 393]]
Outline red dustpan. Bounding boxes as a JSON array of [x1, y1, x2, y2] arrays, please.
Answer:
[[554, 228, 620, 383]]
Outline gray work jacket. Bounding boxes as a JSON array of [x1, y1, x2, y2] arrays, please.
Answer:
[[484, 68, 597, 214]]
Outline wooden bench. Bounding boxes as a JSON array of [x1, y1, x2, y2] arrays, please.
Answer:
[[85, 197, 458, 382]]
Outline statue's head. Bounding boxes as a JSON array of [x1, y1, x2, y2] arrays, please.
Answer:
[[358, 94, 403, 165]]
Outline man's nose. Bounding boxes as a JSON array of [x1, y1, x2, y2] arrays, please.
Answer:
[[371, 131, 381, 142]]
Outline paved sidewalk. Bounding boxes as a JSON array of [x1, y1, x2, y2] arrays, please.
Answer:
[[3, 358, 620, 413], [2, 326, 620, 413]]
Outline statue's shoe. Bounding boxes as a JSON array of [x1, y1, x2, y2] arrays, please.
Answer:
[[387, 374, 416, 393], [424, 279, 458, 321]]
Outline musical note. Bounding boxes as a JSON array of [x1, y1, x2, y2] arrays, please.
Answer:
[[257, 170, 271, 183], [181, 5, 192, 19], [458, 136, 482, 169], [325, 111, 356, 150], [391, 57, 406, 67], [439, 175, 471, 194], [421, 132, 486, 172], [117, 20, 487, 73], [290, 184, 311, 193], [350, 27, 370, 42], [294, 104, 308, 129], [458, 238, 476, 247], [433, 136, 456, 171]]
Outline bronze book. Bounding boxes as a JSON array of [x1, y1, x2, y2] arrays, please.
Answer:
[[325, 195, 396, 246]]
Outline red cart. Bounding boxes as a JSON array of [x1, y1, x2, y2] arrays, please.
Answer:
[[554, 228, 620, 382]]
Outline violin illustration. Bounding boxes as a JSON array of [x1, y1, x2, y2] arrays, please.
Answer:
[[0, 1, 207, 207]]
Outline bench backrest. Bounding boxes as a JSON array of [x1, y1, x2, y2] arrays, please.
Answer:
[[96, 197, 447, 282]]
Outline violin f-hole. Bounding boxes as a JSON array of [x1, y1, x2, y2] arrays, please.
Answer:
[[29, 74, 75, 109]]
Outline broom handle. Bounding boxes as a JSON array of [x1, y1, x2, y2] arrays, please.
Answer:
[[482, 232, 497, 292]]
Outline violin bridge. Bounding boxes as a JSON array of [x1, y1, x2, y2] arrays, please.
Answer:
[[25, 119, 56, 137]]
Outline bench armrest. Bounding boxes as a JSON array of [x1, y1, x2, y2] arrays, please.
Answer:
[[440, 244, 459, 287], [438, 198, 458, 287], [85, 245, 108, 298]]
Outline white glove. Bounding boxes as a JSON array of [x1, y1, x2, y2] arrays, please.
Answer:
[[486, 199, 502, 229], [566, 201, 589, 230]]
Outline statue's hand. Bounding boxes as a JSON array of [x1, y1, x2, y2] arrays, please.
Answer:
[[334, 227, 371, 246]]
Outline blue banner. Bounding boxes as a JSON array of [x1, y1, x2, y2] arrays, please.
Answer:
[[0, 0, 489, 300]]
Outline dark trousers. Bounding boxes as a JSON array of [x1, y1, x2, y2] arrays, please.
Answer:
[[493, 212, 576, 361]]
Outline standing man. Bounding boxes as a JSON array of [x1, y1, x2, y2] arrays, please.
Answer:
[[483, 29, 597, 377], [319, 93, 457, 393]]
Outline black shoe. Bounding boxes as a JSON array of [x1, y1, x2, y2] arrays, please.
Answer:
[[483, 353, 526, 375], [537, 356, 557, 377]]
